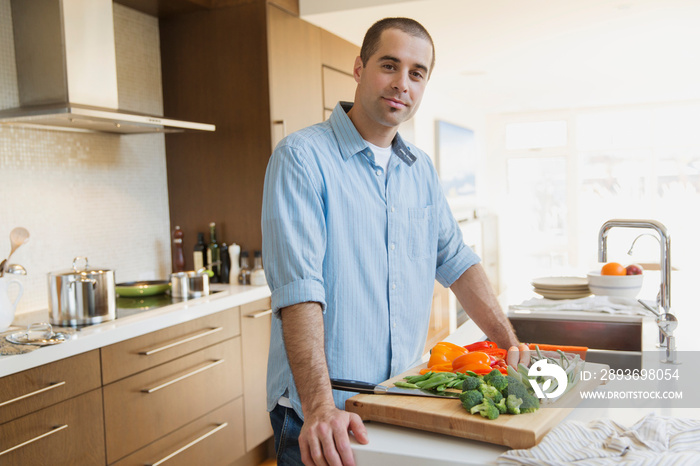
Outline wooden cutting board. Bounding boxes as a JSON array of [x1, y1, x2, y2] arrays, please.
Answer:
[[345, 362, 608, 449]]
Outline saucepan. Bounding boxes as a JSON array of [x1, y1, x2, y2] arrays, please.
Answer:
[[170, 269, 210, 299], [48, 256, 116, 327]]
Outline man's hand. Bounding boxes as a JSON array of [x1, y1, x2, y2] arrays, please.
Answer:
[[506, 342, 531, 369], [299, 404, 369, 466]]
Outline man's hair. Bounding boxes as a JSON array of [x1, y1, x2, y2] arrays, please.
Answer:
[[359, 17, 435, 76]]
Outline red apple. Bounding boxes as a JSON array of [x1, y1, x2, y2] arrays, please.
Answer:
[[626, 264, 643, 275]]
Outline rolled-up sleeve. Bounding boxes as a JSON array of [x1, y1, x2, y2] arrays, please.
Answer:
[[262, 141, 327, 317]]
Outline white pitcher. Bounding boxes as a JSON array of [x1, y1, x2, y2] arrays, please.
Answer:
[[0, 276, 24, 331]]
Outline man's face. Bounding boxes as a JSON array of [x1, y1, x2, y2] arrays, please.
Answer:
[[353, 28, 433, 130]]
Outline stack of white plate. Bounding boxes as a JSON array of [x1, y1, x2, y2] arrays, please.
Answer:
[[531, 276, 591, 300]]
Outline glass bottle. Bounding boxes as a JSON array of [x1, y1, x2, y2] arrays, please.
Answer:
[[250, 250, 267, 286], [172, 226, 185, 272], [220, 243, 231, 284], [237, 250, 251, 285], [207, 222, 220, 283], [193, 232, 207, 271]]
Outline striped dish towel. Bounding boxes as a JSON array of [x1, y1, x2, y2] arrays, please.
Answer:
[[498, 413, 700, 465]]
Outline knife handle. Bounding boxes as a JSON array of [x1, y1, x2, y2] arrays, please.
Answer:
[[330, 378, 388, 394]]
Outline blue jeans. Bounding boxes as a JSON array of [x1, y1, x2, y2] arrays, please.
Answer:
[[270, 404, 304, 465]]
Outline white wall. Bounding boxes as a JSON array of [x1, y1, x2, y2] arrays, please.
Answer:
[[0, 2, 171, 315]]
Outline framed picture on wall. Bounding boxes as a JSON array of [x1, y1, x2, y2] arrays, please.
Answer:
[[435, 120, 477, 207]]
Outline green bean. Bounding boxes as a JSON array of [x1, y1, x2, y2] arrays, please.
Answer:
[[394, 381, 419, 389]]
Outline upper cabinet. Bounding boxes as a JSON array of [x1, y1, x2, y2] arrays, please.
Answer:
[[159, 0, 359, 262]]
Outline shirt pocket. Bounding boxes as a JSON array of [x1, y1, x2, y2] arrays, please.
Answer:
[[408, 206, 436, 260]]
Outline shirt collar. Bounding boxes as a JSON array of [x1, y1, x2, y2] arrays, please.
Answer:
[[329, 102, 417, 167]]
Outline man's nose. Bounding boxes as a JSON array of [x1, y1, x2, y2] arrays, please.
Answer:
[[391, 72, 409, 93]]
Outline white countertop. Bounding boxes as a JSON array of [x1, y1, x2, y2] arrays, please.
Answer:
[[0, 284, 271, 378]]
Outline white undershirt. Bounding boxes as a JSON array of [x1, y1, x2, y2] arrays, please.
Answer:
[[364, 140, 392, 172]]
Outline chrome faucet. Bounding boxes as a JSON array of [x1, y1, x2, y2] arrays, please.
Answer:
[[598, 219, 671, 312]]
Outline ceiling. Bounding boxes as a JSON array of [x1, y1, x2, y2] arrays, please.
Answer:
[[300, 0, 700, 113]]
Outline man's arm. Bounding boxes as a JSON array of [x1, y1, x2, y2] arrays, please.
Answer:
[[280, 302, 368, 466], [449, 263, 520, 351]]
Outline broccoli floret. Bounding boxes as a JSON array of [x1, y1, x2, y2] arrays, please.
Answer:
[[459, 389, 484, 412], [461, 376, 482, 392], [495, 397, 507, 414], [506, 395, 523, 415], [470, 397, 500, 420], [484, 369, 508, 392], [503, 377, 540, 413], [478, 383, 503, 403]]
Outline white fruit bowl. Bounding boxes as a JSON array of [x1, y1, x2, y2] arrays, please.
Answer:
[[587, 271, 643, 298]]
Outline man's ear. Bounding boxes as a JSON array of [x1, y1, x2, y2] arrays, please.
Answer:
[[353, 56, 364, 83]]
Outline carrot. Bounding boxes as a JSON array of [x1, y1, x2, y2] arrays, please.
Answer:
[[528, 343, 588, 359]]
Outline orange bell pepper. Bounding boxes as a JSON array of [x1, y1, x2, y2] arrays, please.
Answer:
[[452, 351, 490, 373], [427, 341, 468, 368]]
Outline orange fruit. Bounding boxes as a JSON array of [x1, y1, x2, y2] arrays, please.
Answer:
[[601, 262, 627, 276]]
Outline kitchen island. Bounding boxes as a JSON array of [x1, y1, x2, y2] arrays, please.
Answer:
[[349, 298, 700, 465]]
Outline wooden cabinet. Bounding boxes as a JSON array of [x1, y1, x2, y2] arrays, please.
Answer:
[[0, 352, 104, 465], [0, 389, 105, 465], [240, 297, 273, 452], [424, 281, 452, 353], [160, 1, 360, 262], [100, 307, 240, 384], [101, 307, 244, 464], [103, 338, 243, 463], [111, 399, 244, 466]]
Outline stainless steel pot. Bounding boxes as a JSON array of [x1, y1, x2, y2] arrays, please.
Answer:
[[48, 256, 116, 326], [170, 270, 209, 298]]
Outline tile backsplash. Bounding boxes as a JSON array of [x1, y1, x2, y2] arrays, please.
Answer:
[[0, 2, 172, 315]]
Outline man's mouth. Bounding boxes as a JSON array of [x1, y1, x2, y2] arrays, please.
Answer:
[[383, 97, 407, 109]]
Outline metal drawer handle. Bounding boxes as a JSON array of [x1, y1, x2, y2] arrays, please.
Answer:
[[0, 424, 68, 457], [246, 309, 272, 319], [147, 422, 229, 466], [0, 381, 66, 408], [141, 359, 225, 394], [139, 327, 223, 356]]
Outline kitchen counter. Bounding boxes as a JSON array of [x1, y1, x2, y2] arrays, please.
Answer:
[[0, 284, 271, 378], [350, 297, 700, 465]]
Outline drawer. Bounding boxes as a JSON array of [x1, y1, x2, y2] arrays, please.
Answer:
[[112, 398, 245, 466], [103, 337, 242, 464], [0, 389, 105, 465], [101, 306, 240, 384], [0, 350, 101, 424]]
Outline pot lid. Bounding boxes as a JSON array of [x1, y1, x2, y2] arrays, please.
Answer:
[[50, 256, 113, 276]]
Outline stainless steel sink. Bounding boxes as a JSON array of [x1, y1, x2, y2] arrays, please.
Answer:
[[509, 315, 644, 370]]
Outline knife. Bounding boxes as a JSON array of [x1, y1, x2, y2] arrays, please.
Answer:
[[330, 378, 461, 399]]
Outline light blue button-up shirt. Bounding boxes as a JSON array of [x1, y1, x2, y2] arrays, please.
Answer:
[[262, 102, 480, 416]]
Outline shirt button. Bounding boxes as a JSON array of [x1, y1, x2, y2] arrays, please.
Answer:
[[391, 206, 395, 212], [390, 243, 395, 250], [393, 323, 397, 328], [392, 283, 396, 290], [376, 169, 381, 176]]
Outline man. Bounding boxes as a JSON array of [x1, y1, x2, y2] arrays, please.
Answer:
[[262, 17, 525, 466]]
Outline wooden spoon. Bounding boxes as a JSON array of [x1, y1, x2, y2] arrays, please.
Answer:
[[1, 227, 29, 272]]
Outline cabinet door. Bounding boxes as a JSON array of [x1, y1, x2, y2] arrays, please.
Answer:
[[267, 4, 323, 147], [424, 281, 452, 354], [103, 337, 242, 464], [111, 398, 245, 466], [0, 350, 101, 424], [322, 66, 356, 114], [0, 389, 105, 465], [241, 297, 273, 451], [101, 307, 240, 384]]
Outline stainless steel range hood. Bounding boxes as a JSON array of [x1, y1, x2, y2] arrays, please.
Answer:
[[0, 0, 215, 135]]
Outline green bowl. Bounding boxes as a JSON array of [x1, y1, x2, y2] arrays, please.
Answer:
[[115, 280, 171, 297]]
